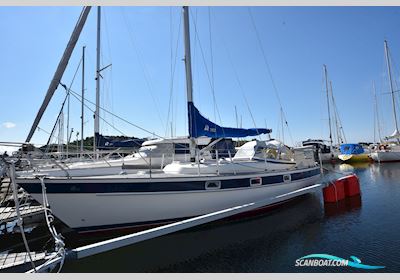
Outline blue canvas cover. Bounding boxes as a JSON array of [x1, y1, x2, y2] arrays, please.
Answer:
[[188, 102, 271, 138], [95, 133, 145, 149], [340, 143, 365, 155]]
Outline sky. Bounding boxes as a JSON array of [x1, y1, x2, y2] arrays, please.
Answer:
[[1, 6, 400, 151]]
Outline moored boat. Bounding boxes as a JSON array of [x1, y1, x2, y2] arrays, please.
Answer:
[[370, 41, 400, 163], [301, 139, 339, 162], [15, 6, 322, 234], [338, 143, 371, 163]]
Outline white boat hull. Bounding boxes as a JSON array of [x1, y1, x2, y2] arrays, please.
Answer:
[[370, 151, 400, 162], [19, 167, 320, 232]]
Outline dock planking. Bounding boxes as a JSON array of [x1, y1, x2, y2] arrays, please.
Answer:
[[0, 251, 47, 270], [0, 205, 44, 224]]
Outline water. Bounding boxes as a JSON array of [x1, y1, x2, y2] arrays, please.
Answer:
[[2, 163, 400, 272], [60, 162, 400, 272]]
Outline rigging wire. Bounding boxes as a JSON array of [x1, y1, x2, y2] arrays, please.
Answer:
[[208, 7, 217, 124], [43, 58, 82, 151], [219, 30, 262, 139], [248, 8, 294, 145], [190, 8, 226, 134], [387, 46, 400, 132], [102, 8, 115, 133], [165, 9, 182, 138], [67, 87, 165, 140], [190, 8, 264, 142], [120, 7, 166, 133], [68, 88, 131, 138], [380, 46, 387, 136]]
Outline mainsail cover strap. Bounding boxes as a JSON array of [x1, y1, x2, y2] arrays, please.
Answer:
[[188, 102, 271, 138]]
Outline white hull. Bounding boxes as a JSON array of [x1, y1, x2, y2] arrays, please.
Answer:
[[24, 168, 320, 232], [370, 151, 400, 162], [320, 151, 339, 162]]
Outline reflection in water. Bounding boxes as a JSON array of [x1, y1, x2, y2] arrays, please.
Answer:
[[339, 162, 372, 173], [324, 195, 362, 217], [370, 163, 400, 180]]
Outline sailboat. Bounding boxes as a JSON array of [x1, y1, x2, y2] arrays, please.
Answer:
[[370, 40, 400, 163], [302, 65, 340, 163], [15, 7, 321, 233]]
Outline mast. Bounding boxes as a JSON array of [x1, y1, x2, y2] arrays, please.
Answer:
[[94, 6, 101, 155], [372, 81, 382, 142], [25, 6, 91, 143], [281, 108, 285, 144], [330, 81, 341, 145], [66, 92, 70, 158], [235, 106, 239, 128], [183, 6, 196, 161], [323, 64, 334, 157], [81, 46, 85, 154], [384, 40, 400, 138]]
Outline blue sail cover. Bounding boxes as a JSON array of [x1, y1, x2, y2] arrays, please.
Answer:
[[188, 102, 271, 138], [340, 143, 365, 155], [95, 133, 145, 149]]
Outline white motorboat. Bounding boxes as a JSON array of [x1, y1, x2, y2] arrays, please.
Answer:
[[301, 139, 339, 162]]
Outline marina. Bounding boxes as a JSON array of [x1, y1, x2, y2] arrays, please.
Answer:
[[1, 4, 400, 273]]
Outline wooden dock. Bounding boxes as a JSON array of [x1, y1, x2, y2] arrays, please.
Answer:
[[0, 177, 11, 203], [0, 251, 49, 271], [0, 205, 44, 224], [0, 177, 30, 207]]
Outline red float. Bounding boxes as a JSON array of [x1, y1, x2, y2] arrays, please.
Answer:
[[341, 174, 361, 197], [323, 179, 345, 203]]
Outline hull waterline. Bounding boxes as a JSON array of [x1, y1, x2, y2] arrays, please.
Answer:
[[338, 154, 371, 163]]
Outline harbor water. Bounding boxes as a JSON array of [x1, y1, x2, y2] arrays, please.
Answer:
[[61, 162, 400, 272]]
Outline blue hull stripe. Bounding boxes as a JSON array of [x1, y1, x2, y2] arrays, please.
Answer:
[[18, 168, 320, 194]]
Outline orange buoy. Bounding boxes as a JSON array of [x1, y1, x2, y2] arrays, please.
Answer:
[[323, 179, 346, 203], [342, 174, 361, 197]]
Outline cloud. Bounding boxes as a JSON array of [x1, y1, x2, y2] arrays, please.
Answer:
[[2, 122, 16, 129]]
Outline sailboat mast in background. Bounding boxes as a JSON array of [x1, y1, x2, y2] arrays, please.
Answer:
[[323, 64, 334, 158], [94, 6, 101, 155], [384, 40, 400, 141]]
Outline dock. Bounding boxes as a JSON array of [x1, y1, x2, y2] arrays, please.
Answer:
[[0, 177, 11, 204], [1, 177, 31, 207], [0, 205, 44, 224], [0, 252, 46, 271]]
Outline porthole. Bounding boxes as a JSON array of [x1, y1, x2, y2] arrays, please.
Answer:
[[283, 174, 291, 182], [205, 181, 221, 190], [250, 177, 262, 186]]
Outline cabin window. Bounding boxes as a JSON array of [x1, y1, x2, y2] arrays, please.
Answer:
[[174, 143, 190, 154], [250, 177, 262, 186], [283, 174, 291, 182], [205, 181, 221, 190]]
